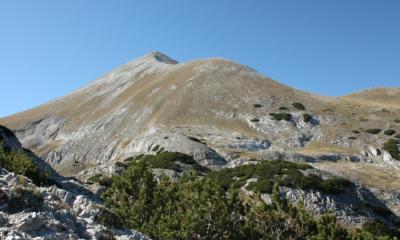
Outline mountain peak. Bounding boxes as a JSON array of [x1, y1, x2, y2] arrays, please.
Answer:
[[144, 51, 178, 64]]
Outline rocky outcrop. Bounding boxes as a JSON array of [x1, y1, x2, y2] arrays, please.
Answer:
[[0, 167, 149, 240]]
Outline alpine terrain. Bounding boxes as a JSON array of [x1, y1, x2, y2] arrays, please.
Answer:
[[1, 52, 400, 239]]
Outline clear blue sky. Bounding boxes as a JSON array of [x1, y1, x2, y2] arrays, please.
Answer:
[[1, 1, 399, 117]]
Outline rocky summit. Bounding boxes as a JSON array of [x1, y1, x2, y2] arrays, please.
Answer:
[[0, 52, 400, 238]]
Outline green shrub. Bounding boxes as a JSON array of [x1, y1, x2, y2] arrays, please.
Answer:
[[394, 119, 400, 123], [365, 128, 382, 134], [362, 220, 400, 238], [352, 130, 360, 134], [207, 160, 350, 195], [250, 118, 260, 122], [348, 136, 357, 140], [384, 129, 397, 136], [7, 187, 43, 213], [126, 152, 210, 173], [279, 106, 289, 110], [101, 159, 393, 240], [270, 113, 292, 121], [152, 145, 160, 152], [303, 113, 312, 122], [253, 103, 263, 108], [292, 102, 306, 110], [319, 178, 352, 194], [0, 142, 49, 186], [383, 139, 400, 160], [394, 134, 400, 139]]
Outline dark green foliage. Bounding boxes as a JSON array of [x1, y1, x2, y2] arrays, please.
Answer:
[[348, 136, 357, 140], [292, 102, 306, 110], [102, 161, 247, 239], [394, 134, 400, 139], [364, 203, 393, 217], [366, 128, 382, 134], [115, 161, 128, 168], [279, 106, 289, 110], [253, 103, 263, 108], [88, 174, 114, 187], [384, 129, 397, 136], [303, 113, 312, 122], [152, 145, 160, 151], [352, 130, 361, 134], [102, 160, 397, 240], [250, 118, 260, 122], [361, 220, 400, 239], [0, 141, 49, 186], [94, 207, 124, 229], [383, 139, 400, 160], [127, 152, 210, 173], [207, 160, 350, 194], [270, 112, 292, 121], [7, 187, 43, 213], [319, 178, 352, 194], [394, 119, 400, 124]]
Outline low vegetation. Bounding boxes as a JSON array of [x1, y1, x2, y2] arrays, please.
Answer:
[[394, 134, 400, 139], [101, 160, 400, 240], [253, 103, 263, 108], [366, 128, 382, 134], [124, 151, 210, 173], [383, 139, 400, 160], [292, 102, 306, 110], [352, 130, 361, 134], [7, 187, 44, 214], [0, 141, 49, 186], [394, 119, 400, 124], [384, 129, 397, 136], [303, 113, 312, 123], [270, 112, 292, 121], [207, 160, 352, 194], [250, 118, 260, 122]]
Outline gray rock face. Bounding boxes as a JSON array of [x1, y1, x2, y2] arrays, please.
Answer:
[[0, 168, 149, 240]]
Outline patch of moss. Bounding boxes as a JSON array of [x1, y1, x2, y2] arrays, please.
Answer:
[[303, 113, 312, 123], [292, 102, 306, 110], [383, 139, 400, 160], [366, 128, 382, 134], [270, 113, 292, 121], [384, 129, 396, 136]]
